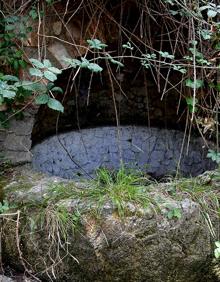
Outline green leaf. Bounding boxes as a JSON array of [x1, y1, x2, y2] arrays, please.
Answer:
[[51, 87, 63, 94], [173, 208, 182, 219], [63, 58, 81, 68], [29, 58, 44, 69], [185, 79, 204, 89], [30, 83, 47, 92], [159, 51, 175, 59], [29, 68, 43, 77], [80, 58, 90, 68], [1, 89, 16, 98], [122, 42, 134, 50], [47, 67, 62, 74], [5, 24, 15, 31], [207, 9, 217, 18], [43, 59, 52, 68], [87, 63, 103, 72], [35, 94, 49, 104], [2, 75, 19, 82], [29, 9, 38, 20], [185, 97, 198, 113], [18, 60, 27, 68], [47, 98, 64, 112], [47, 82, 55, 90], [43, 70, 57, 82], [215, 249, 220, 259], [4, 16, 19, 23], [173, 65, 187, 74], [167, 210, 174, 219], [0, 96, 4, 105], [87, 39, 108, 50]]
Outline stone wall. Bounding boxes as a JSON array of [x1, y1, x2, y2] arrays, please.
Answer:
[[0, 108, 37, 165], [32, 126, 216, 179]]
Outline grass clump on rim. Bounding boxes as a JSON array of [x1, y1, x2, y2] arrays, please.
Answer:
[[77, 166, 154, 217]]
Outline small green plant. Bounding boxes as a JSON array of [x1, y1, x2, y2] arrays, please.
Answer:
[[207, 150, 220, 164], [166, 206, 182, 220], [0, 199, 15, 213]]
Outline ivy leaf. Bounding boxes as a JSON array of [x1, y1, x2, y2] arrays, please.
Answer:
[[47, 67, 62, 74], [29, 68, 43, 77], [1, 89, 16, 98], [47, 98, 64, 112], [87, 63, 103, 72], [43, 71, 57, 82], [35, 94, 49, 104]]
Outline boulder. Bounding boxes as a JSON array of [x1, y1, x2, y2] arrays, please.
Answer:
[[1, 168, 219, 282]]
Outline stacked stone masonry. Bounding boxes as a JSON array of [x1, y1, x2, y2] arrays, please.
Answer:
[[32, 126, 216, 179]]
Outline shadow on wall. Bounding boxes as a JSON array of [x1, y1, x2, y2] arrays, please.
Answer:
[[32, 126, 216, 179]]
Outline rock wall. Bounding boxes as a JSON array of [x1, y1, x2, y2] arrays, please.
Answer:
[[32, 126, 216, 179], [0, 108, 37, 165]]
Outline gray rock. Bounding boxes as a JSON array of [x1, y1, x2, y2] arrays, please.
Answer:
[[1, 169, 218, 282], [32, 126, 216, 179]]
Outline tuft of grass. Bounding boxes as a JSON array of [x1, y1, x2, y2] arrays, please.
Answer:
[[75, 167, 154, 217], [46, 166, 155, 217]]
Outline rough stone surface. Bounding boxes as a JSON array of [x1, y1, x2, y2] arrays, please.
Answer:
[[2, 169, 217, 282], [32, 126, 216, 179], [0, 275, 14, 282], [0, 108, 37, 165]]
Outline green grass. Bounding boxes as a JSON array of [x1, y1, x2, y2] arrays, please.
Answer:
[[47, 166, 154, 217]]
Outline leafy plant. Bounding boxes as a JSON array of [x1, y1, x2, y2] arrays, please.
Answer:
[[207, 150, 220, 164], [0, 199, 15, 214], [199, 3, 220, 18], [185, 97, 198, 113], [166, 206, 182, 220], [185, 79, 204, 89], [87, 39, 108, 50], [64, 57, 103, 73]]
